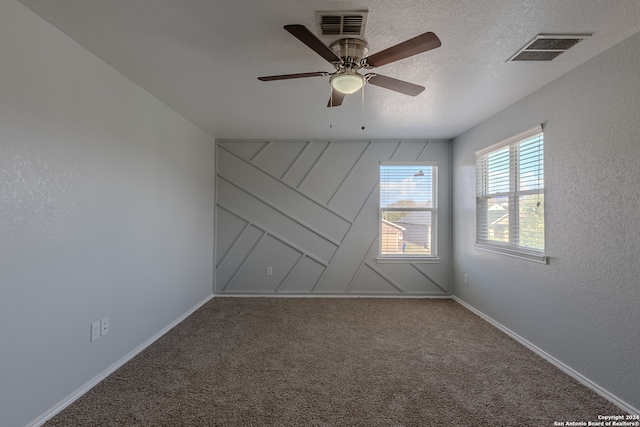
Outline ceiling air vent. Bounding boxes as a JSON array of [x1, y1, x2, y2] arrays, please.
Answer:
[[508, 34, 591, 62], [317, 11, 368, 37]]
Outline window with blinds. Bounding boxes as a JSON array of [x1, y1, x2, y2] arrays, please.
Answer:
[[380, 162, 437, 258], [476, 126, 546, 262]]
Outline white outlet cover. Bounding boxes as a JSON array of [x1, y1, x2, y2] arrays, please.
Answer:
[[91, 321, 101, 341], [101, 317, 109, 335]]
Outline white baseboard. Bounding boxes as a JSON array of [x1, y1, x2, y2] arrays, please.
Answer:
[[214, 293, 452, 298], [31, 294, 635, 426], [28, 293, 215, 427], [452, 296, 639, 415]]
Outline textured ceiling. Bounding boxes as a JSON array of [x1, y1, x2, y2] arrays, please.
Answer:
[[17, 0, 640, 140]]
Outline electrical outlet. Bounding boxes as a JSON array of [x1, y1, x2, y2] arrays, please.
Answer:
[[101, 316, 109, 336], [91, 321, 101, 341], [464, 274, 469, 285], [266, 267, 272, 276]]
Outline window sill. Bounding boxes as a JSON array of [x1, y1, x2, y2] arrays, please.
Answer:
[[475, 243, 548, 264], [376, 257, 441, 264]]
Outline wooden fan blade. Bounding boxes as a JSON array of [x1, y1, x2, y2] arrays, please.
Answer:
[[366, 32, 441, 68], [258, 72, 329, 81], [284, 24, 342, 63], [365, 74, 425, 96], [327, 89, 345, 107]]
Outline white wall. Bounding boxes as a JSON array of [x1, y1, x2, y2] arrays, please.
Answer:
[[216, 139, 451, 296], [452, 31, 640, 411], [0, 2, 215, 426]]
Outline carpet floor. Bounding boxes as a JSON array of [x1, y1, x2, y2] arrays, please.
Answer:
[[45, 298, 622, 426]]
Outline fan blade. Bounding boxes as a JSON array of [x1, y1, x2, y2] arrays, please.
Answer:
[[327, 89, 345, 107], [284, 24, 342, 63], [258, 72, 329, 81], [366, 74, 425, 96], [366, 32, 441, 67]]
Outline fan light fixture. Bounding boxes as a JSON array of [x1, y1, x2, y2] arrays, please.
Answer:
[[330, 71, 364, 94]]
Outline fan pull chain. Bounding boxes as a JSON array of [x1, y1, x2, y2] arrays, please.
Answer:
[[361, 84, 366, 130], [329, 85, 333, 128]]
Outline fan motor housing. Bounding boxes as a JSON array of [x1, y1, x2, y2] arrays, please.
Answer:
[[330, 38, 369, 66]]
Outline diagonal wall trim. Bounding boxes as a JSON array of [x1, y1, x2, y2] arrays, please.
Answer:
[[327, 141, 371, 206], [361, 261, 407, 293], [417, 141, 432, 160], [274, 253, 307, 293], [218, 144, 353, 224], [281, 141, 313, 181], [250, 140, 274, 162], [298, 141, 333, 190], [345, 235, 379, 293], [222, 230, 267, 292], [218, 176, 343, 247], [354, 181, 379, 222], [410, 263, 448, 293], [309, 177, 381, 293], [216, 220, 251, 270], [390, 141, 405, 161], [354, 139, 403, 224], [216, 204, 330, 267]]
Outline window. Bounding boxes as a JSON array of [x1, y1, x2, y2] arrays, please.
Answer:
[[476, 125, 546, 262], [379, 162, 438, 261]]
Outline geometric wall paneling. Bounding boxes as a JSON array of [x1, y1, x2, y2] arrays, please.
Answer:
[[312, 185, 381, 293], [276, 255, 326, 293], [216, 139, 452, 296], [348, 262, 407, 294], [372, 262, 448, 294], [342, 236, 444, 294], [223, 234, 303, 293], [409, 263, 449, 293], [281, 141, 331, 188], [218, 145, 352, 241], [217, 179, 339, 263], [215, 223, 264, 291], [297, 141, 370, 205], [215, 207, 250, 265], [390, 139, 433, 160], [251, 141, 310, 181], [327, 141, 400, 219], [218, 140, 270, 162]]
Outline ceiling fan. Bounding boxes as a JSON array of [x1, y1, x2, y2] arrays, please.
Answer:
[[258, 24, 441, 107]]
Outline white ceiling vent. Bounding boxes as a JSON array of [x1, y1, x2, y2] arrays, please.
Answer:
[[508, 34, 591, 61], [317, 11, 368, 37]]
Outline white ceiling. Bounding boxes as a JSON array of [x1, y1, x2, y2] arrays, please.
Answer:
[[17, 0, 640, 140]]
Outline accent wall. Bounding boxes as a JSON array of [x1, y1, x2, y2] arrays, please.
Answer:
[[215, 139, 451, 296]]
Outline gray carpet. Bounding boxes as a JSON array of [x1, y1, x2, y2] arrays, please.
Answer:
[[45, 298, 622, 426]]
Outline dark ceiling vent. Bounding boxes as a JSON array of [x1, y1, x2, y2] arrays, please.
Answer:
[[317, 11, 368, 37], [508, 34, 591, 62]]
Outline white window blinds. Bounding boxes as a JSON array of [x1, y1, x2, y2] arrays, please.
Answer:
[[476, 126, 545, 259]]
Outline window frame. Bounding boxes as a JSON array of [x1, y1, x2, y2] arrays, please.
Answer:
[[475, 125, 548, 264], [377, 161, 440, 263]]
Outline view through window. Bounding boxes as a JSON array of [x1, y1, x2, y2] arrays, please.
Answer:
[[380, 163, 437, 257]]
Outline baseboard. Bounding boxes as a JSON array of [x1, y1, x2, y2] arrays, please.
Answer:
[[452, 296, 639, 415], [28, 293, 215, 427], [214, 293, 452, 298]]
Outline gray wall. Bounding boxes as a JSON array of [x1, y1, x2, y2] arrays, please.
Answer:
[[452, 31, 640, 411], [216, 139, 451, 296], [0, 2, 215, 426]]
